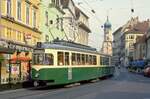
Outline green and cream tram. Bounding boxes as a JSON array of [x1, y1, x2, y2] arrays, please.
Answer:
[[31, 40, 114, 86]]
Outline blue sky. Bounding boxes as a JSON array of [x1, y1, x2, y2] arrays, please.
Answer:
[[73, 0, 150, 50]]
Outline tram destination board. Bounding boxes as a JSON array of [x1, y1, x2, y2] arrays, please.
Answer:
[[34, 49, 44, 53]]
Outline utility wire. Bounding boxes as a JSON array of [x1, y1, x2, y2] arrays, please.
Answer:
[[78, 0, 102, 23]]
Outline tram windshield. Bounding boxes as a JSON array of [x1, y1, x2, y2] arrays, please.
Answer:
[[33, 53, 54, 65]]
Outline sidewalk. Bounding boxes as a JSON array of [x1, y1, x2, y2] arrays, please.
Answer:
[[0, 81, 33, 92]]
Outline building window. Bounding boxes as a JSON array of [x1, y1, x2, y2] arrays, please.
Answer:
[[45, 35, 49, 42], [6, 28, 11, 39], [129, 35, 134, 39], [33, 8, 36, 27], [17, 31, 22, 41], [45, 11, 48, 26], [56, 0, 60, 7], [17, 0, 21, 20], [7, 0, 11, 16], [129, 42, 133, 48], [52, 0, 60, 7], [26, 3, 30, 25]]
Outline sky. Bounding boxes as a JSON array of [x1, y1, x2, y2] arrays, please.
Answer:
[[73, 0, 150, 51]]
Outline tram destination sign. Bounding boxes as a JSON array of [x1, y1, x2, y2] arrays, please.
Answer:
[[34, 49, 44, 53]]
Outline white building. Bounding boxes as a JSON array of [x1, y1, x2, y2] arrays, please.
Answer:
[[75, 7, 91, 45], [61, 0, 78, 42], [112, 27, 122, 66]]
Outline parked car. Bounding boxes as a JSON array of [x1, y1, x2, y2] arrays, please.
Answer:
[[143, 66, 150, 77]]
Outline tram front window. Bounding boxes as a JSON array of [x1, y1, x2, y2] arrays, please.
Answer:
[[33, 53, 44, 65], [44, 54, 54, 65]]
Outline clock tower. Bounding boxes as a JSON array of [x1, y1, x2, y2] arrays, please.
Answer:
[[101, 16, 113, 55]]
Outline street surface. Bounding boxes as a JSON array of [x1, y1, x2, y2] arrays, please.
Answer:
[[0, 67, 150, 99]]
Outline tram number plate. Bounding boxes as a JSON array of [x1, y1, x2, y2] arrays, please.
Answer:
[[68, 68, 72, 80]]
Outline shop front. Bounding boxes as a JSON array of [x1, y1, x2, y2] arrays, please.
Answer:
[[0, 40, 32, 88], [0, 46, 15, 86]]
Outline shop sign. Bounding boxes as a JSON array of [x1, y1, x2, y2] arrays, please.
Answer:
[[25, 34, 32, 39], [0, 40, 8, 48], [8, 43, 16, 49]]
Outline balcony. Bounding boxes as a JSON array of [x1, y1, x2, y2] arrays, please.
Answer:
[[78, 21, 91, 33]]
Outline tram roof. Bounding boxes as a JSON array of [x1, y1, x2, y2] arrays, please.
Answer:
[[35, 40, 111, 56], [35, 40, 96, 54]]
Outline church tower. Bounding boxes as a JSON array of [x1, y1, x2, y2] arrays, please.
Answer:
[[101, 16, 113, 55]]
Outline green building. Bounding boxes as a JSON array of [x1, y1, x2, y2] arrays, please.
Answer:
[[39, 0, 66, 42]]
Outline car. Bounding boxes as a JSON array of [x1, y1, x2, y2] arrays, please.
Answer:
[[143, 66, 150, 77]]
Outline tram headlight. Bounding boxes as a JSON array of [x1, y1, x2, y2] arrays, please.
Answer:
[[35, 73, 39, 78]]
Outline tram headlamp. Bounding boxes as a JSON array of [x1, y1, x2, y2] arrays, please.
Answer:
[[35, 73, 39, 78]]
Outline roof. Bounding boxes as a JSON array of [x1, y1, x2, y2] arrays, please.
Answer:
[[113, 27, 122, 35], [104, 16, 111, 28], [136, 35, 146, 44], [125, 20, 149, 34]]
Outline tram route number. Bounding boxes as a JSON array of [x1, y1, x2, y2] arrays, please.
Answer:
[[68, 68, 72, 80]]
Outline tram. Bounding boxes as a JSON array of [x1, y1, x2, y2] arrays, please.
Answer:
[[31, 40, 114, 86]]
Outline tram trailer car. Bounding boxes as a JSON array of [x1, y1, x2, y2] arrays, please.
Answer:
[[31, 40, 115, 86]]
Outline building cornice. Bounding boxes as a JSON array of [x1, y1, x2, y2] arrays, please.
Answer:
[[1, 15, 42, 34], [0, 37, 34, 49]]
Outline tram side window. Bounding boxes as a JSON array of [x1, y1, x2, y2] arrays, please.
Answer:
[[44, 54, 54, 65], [72, 53, 76, 65], [65, 52, 69, 65], [89, 55, 92, 65], [100, 56, 104, 65], [104, 57, 109, 65], [58, 52, 64, 66], [82, 54, 85, 65], [93, 56, 97, 65], [77, 53, 81, 65], [33, 53, 44, 65], [85, 55, 89, 65]]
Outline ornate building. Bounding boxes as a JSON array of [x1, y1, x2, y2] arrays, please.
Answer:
[[101, 16, 113, 55]]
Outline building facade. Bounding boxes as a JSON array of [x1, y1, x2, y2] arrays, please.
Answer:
[[120, 20, 149, 66], [146, 28, 150, 61], [39, 0, 65, 42], [112, 27, 122, 66], [101, 16, 113, 55], [0, 0, 41, 85], [75, 7, 91, 45], [133, 35, 147, 60], [61, 0, 79, 42]]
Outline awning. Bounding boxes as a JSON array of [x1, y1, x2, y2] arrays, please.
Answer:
[[0, 54, 4, 62], [10, 57, 31, 62], [0, 46, 15, 54]]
